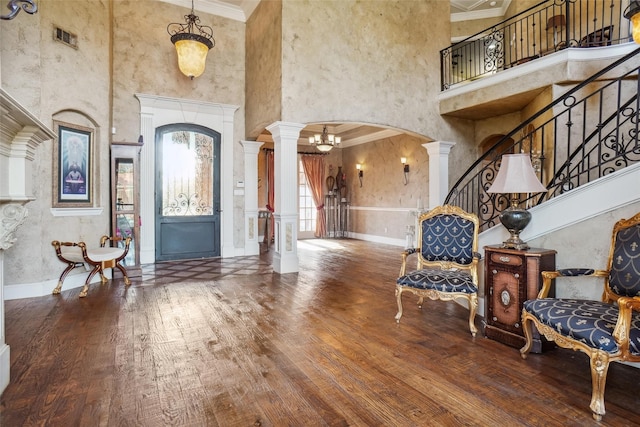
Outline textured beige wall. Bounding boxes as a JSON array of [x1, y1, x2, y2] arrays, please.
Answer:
[[112, 1, 246, 142], [274, 0, 476, 207], [342, 134, 428, 240], [113, 1, 247, 248], [279, 1, 450, 137], [1, 1, 112, 285], [246, 0, 282, 139], [451, 17, 502, 40], [529, 201, 640, 300], [1, 0, 247, 286]]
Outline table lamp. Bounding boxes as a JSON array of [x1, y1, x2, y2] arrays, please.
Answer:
[[487, 153, 547, 250]]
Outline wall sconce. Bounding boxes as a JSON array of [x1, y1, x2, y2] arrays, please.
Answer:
[[167, 0, 215, 79], [401, 157, 409, 185], [356, 163, 363, 187], [624, 1, 640, 44]]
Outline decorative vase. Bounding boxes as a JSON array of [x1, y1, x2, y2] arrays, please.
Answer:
[[326, 176, 335, 194], [335, 166, 345, 192]]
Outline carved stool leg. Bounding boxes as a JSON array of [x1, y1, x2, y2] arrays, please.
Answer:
[[115, 263, 131, 286], [79, 265, 101, 298], [53, 262, 81, 294]]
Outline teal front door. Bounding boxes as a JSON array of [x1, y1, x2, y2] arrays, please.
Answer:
[[155, 124, 221, 261]]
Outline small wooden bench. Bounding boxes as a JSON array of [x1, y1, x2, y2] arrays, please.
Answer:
[[52, 235, 131, 297]]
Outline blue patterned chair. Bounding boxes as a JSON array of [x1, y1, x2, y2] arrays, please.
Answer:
[[521, 212, 640, 421], [395, 205, 481, 336]]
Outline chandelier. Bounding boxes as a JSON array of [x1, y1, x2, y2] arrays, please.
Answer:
[[167, 0, 215, 79], [309, 125, 341, 152]]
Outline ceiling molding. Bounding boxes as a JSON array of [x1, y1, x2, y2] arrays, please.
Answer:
[[159, 0, 259, 22], [451, 0, 511, 22]]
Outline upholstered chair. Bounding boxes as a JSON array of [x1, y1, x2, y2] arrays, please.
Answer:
[[395, 205, 481, 336], [521, 212, 640, 421]]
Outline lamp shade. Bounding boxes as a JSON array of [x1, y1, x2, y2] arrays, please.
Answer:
[[172, 35, 212, 79], [546, 14, 566, 30], [487, 153, 547, 194]]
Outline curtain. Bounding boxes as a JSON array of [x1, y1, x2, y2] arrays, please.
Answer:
[[301, 154, 326, 238], [266, 150, 275, 242]]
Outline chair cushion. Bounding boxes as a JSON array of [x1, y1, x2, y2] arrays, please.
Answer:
[[397, 269, 477, 294], [523, 298, 640, 356], [86, 247, 125, 262], [60, 246, 84, 263]]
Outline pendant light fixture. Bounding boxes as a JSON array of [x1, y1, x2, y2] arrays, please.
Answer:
[[167, 0, 215, 79], [309, 125, 341, 152]]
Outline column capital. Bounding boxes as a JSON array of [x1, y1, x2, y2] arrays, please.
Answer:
[[239, 140, 264, 155], [423, 141, 456, 156], [266, 122, 305, 141]]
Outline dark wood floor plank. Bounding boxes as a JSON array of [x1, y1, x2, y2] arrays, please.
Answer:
[[1, 239, 639, 426]]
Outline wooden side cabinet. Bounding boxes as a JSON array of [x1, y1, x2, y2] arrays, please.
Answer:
[[110, 141, 143, 277], [483, 245, 556, 353]]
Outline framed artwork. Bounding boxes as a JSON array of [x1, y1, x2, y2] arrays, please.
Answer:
[[53, 121, 93, 207]]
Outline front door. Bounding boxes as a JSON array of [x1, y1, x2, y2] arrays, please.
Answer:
[[155, 124, 221, 261]]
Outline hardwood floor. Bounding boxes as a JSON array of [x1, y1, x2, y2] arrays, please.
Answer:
[[1, 239, 639, 426]]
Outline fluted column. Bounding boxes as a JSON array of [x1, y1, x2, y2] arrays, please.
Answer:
[[266, 122, 304, 274], [424, 141, 456, 209]]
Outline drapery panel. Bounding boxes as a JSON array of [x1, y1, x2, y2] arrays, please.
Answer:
[[301, 155, 326, 238]]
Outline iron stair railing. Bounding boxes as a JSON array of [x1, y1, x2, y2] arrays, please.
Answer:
[[444, 46, 640, 231], [442, 0, 632, 90]]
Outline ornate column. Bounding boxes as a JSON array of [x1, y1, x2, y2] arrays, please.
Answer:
[[423, 141, 456, 209], [0, 88, 55, 395], [266, 122, 304, 274], [240, 140, 264, 256]]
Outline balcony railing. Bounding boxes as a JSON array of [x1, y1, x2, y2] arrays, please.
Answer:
[[441, 0, 632, 90], [444, 46, 640, 231]]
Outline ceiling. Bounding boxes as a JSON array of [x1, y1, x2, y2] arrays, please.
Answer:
[[163, 0, 512, 147]]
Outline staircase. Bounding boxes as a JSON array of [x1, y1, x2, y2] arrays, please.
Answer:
[[443, 43, 640, 313]]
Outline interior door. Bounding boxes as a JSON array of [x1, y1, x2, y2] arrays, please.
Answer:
[[155, 124, 221, 261]]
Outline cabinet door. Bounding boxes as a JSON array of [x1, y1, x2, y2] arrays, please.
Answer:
[[489, 267, 525, 334]]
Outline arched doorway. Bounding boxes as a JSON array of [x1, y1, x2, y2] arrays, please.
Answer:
[[154, 124, 221, 261]]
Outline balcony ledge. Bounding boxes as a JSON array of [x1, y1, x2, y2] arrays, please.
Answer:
[[438, 43, 638, 120]]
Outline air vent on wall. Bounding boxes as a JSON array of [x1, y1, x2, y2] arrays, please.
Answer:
[[54, 26, 77, 49]]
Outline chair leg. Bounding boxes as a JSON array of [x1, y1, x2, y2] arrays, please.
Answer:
[[395, 286, 404, 323], [53, 262, 80, 294], [589, 351, 610, 421], [98, 264, 108, 284], [115, 263, 131, 286], [520, 314, 534, 359], [468, 294, 478, 337], [79, 266, 101, 298]]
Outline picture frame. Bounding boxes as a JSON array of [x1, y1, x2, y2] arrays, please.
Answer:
[[52, 121, 93, 207]]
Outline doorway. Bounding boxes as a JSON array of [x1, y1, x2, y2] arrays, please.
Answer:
[[155, 124, 221, 261]]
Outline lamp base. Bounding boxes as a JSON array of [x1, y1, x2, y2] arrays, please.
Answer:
[[500, 236, 530, 251], [499, 206, 532, 251]]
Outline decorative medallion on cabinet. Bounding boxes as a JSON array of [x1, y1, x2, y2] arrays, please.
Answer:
[[483, 245, 556, 353]]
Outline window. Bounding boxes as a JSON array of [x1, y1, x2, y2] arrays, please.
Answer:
[[298, 159, 316, 237]]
